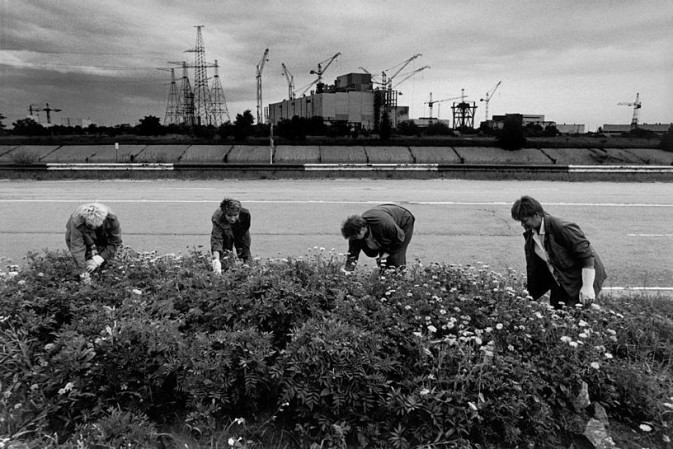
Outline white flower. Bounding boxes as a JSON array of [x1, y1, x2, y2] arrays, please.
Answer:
[[496, 323, 503, 330], [228, 437, 236, 446], [560, 336, 572, 343], [590, 362, 600, 370], [420, 388, 430, 396], [18, 280, 26, 285], [132, 289, 142, 295], [427, 325, 437, 333], [604, 353, 613, 359], [569, 341, 579, 348], [639, 424, 652, 432], [578, 319, 589, 327], [534, 312, 543, 319], [412, 332, 422, 338], [468, 401, 478, 411]]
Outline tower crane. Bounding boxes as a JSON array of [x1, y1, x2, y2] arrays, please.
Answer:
[[28, 104, 42, 119], [30, 103, 62, 125], [479, 81, 502, 121], [392, 65, 429, 90], [310, 52, 341, 93], [281, 63, 295, 100], [256, 48, 270, 124], [425, 92, 463, 120], [617, 92, 641, 129]]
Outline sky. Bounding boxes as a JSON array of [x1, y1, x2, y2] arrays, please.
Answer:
[[1, 0, 672, 132]]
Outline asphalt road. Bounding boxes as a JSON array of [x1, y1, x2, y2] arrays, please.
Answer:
[[1, 178, 672, 289]]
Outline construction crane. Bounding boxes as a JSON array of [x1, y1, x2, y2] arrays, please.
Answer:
[[382, 53, 422, 90], [30, 103, 62, 125], [617, 92, 642, 129], [425, 92, 463, 119], [479, 81, 502, 121], [256, 48, 270, 124], [281, 63, 295, 100], [309, 52, 341, 93], [392, 65, 429, 90], [28, 104, 41, 119]]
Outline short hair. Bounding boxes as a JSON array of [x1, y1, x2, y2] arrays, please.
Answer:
[[220, 198, 241, 215], [341, 215, 367, 239], [76, 203, 109, 228], [511, 196, 545, 221]]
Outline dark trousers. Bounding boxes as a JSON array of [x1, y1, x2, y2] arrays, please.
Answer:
[[549, 282, 578, 308], [382, 220, 414, 269], [219, 230, 252, 262]]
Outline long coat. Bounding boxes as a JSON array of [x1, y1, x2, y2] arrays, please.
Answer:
[[65, 208, 122, 269], [210, 207, 252, 261]]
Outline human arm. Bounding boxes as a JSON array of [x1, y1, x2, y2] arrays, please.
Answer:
[[344, 240, 362, 271], [96, 215, 122, 261], [579, 267, 596, 304]]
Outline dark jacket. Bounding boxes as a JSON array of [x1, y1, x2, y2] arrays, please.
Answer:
[[346, 204, 415, 266], [65, 211, 122, 269], [211, 207, 251, 260], [523, 213, 607, 300]]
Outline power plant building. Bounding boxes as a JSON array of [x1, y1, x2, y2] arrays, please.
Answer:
[[268, 72, 409, 130]]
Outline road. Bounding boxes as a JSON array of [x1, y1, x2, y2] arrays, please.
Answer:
[[1, 178, 672, 289]]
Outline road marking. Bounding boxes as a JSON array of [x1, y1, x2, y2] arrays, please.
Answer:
[[1, 199, 673, 207], [627, 233, 673, 237]]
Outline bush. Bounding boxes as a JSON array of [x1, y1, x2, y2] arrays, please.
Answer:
[[1, 251, 672, 448]]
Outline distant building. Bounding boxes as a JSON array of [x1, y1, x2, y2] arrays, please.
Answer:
[[485, 113, 555, 130], [556, 123, 585, 134], [268, 72, 408, 130], [412, 118, 452, 128], [60, 117, 95, 128], [601, 123, 671, 136]]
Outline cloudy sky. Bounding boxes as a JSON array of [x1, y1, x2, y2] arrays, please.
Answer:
[[1, 0, 672, 131]]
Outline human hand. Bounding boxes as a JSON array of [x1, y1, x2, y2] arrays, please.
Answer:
[[340, 267, 353, 275], [579, 285, 595, 305], [212, 259, 222, 275], [86, 255, 104, 273]]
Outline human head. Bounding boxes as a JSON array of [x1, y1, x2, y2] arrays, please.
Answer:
[[220, 198, 241, 224], [76, 203, 109, 229], [511, 196, 544, 230], [341, 215, 368, 239]]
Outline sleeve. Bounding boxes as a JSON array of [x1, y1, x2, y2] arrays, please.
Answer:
[[377, 219, 405, 252], [345, 239, 362, 270], [66, 218, 87, 269], [98, 216, 122, 261], [211, 214, 225, 254], [559, 222, 595, 268]]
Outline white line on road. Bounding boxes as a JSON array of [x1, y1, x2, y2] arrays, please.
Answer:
[[1, 200, 673, 207], [627, 233, 673, 237]]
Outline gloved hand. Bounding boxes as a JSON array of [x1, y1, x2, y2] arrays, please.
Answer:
[[86, 255, 105, 273], [376, 253, 389, 268], [340, 267, 353, 275], [212, 258, 222, 275], [80, 272, 91, 285]]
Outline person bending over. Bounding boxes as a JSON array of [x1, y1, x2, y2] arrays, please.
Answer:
[[210, 198, 251, 274]]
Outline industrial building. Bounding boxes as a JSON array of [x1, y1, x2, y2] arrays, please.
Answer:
[[268, 72, 409, 130], [601, 123, 670, 136]]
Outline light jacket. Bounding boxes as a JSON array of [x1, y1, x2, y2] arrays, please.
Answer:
[[523, 213, 606, 300], [65, 205, 122, 269]]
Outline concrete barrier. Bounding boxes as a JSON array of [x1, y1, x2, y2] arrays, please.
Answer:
[[409, 146, 462, 164], [274, 145, 320, 163], [456, 147, 553, 164], [1, 145, 60, 162], [227, 145, 271, 163], [320, 146, 367, 163], [181, 145, 231, 162], [41, 145, 100, 162], [366, 146, 414, 163], [88, 144, 147, 163], [134, 145, 189, 162]]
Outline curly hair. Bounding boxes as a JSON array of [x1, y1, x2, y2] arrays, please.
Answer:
[[341, 215, 367, 239], [511, 196, 545, 221], [75, 203, 110, 228], [220, 198, 241, 214]]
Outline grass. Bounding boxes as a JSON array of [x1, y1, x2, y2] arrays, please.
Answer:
[[0, 248, 672, 448]]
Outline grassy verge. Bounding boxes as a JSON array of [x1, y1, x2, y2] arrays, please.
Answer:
[[1, 249, 672, 448]]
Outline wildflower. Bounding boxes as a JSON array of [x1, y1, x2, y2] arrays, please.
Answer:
[[404, 305, 412, 310], [439, 308, 446, 315], [578, 319, 589, 327], [18, 280, 26, 285], [468, 402, 478, 411], [406, 292, 413, 297], [590, 362, 600, 370], [228, 437, 237, 446], [496, 323, 503, 330], [569, 341, 579, 348], [534, 312, 543, 319], [427, 325, 437, 333], [234, 417, 245, 425], [508, 345, 515, 351], [578, 332, 589, 339], [662, 403, 673, 409], [412, 332, 422, 338], [604, 353, 613, 359], [132, 289, 142, 295], [639, 424, 652, 432], [420, 388, 430, 396]]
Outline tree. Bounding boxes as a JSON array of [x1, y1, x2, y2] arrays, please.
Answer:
[[12, 117, 46, 136], [497, 116, 527, 150], [136, 115, 164, 136], [660, 124, 673, 152], [379, 110, 392, 141], [397, 120, 420, 136], [234, 110, 255, 141], [0, 113, 6, 133]]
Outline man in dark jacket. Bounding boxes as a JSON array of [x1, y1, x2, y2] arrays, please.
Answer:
[[210, 198, 251, 274], [341, 203, 415, 272], [511, 196, 607, 308]]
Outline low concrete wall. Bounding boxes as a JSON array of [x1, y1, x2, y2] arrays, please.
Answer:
[[227, 145, 272, 163], [181, 145, 231, 162], [320, 146, 367, 163], [366, 146, 414, 163], [409, 147, 462, 164], [455, 147, 553, 164], [274, 145, 320, 163]]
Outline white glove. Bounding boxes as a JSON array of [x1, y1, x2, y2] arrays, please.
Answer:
[[579, 268, 596, 305], [340, 267, 353, 275], [212, 259, 222, 275], [86, 255, 105, 273], [80, 272, 91, 284]]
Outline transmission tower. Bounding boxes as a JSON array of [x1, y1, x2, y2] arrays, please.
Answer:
[[210, 60, 230, 124], [158, 67, 181, 125], [169, 61, 196, 126], [186, 25, 212, 126]]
